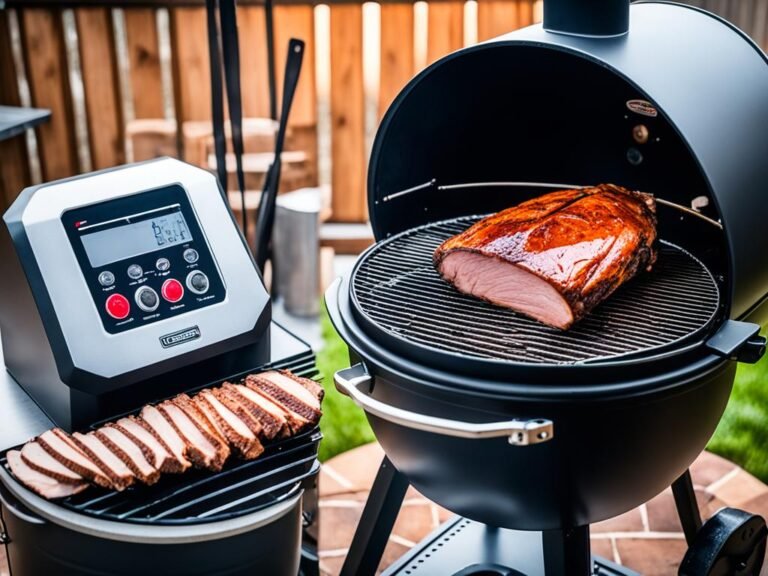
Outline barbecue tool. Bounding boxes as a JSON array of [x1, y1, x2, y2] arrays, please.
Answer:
[[254, 39, 305, 274]]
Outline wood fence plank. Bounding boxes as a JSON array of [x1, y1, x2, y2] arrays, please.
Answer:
[[238, 5, 271, 118], [170, 7, 211, 126], [518, 0, 535, 28], [274, 5, 317, 127], [380, 3, 414, 117], [754, 0, 768, 49], [75, 8, 125, 170], [19, 8, 79, 180], [0, 10, 31, 207], [124, 8, 165, 119], [330, 4, 366, 222], [427, 1, 463, 64], [478, 0, 520, 41]]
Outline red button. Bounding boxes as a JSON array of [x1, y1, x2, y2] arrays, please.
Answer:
[[105, 293, 130, 320], [162, 278, 184, 303]]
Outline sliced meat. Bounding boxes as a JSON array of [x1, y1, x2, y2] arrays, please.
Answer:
[[71, 432, 135, 491], [210, 387, 268, 437], [259, 370, 324, 403], [113, 416, 186, 474], [245, 374, 321, 430], [20, 441, 83, 484], [37, 429, 111, 488], [140, 405, 192, 471], [434, 184, 658, 330], [218, 383, 289, 439], [7, 450, 88, 499], [97, 427, 160, 485], [158, 399, 229, 471], [195, 390, 264, 459]]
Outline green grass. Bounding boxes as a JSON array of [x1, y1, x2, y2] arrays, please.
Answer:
[[317, 301, 768, 481], [708, 352, 768, 482], [316, 303, 375, 462]]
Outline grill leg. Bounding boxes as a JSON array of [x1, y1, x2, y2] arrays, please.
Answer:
[[340, 457, 409, 576], [672, 469, 702, 546], [542, 525, 592, 576]]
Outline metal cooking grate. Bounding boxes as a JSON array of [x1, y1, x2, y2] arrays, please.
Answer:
[[352, 216, 720, 365], [1, 351, 321, 525]]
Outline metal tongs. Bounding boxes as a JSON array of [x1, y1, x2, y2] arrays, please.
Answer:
[[381, 180, 723, 230]]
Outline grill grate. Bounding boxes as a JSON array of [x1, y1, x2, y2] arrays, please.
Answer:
[[1, 351, 321, 525], [352, 216, 720, 365]]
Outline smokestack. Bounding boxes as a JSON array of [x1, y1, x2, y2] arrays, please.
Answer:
[[543, 0, 630, 37]]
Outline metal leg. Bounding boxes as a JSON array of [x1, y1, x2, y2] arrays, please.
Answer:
[[672, 469, 702, 546], [340, 457, 409, 576], [542, 525, 592, 576]]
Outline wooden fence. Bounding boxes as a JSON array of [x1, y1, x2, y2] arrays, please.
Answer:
[[1, 0, 767, 224]]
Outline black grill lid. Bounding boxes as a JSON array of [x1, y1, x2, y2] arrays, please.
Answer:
[[367, 2, 768, 320]]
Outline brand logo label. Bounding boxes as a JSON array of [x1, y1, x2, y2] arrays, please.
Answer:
[[160, 326, 201, 348], [626, 99, 658, 117]]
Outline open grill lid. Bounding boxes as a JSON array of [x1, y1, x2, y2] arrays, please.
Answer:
[[367, 2, 768, 322]]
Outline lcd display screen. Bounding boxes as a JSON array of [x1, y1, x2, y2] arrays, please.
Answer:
[[80, 208, 193, 268]]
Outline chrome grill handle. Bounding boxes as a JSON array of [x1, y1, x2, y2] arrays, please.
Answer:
[[334, 364, 554, 446]]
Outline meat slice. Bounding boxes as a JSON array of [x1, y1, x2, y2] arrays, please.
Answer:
[[245, 374, 321, 431], [20, 441, 83, 484], [37, 429, 111, 488], [7, 450, 88, 499], [259, 370, 324, 403], [97, 427, 160, 485], [158, 399, 229, 471], [195, 390, 264, 459], [71, 432, 135, 491], [140, 405, 192, 471], [434, 184, 658, 330], [218, 383, 289, 439], [113, 416, 187, 474]]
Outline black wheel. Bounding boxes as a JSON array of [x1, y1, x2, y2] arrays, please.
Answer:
[[679, 507, 767, 576]]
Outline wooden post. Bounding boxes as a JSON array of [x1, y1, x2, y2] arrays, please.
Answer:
[[19, 8, 79, 181], [0, 10, 31, 208], [427, 1, 464, 64], [124, 8, 165, 119], [379, 2, 415, 117], [330, 3, 366, 222], [75, 7, 125, 170]]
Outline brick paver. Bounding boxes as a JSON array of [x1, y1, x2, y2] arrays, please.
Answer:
[[318, 442, 768, 575]]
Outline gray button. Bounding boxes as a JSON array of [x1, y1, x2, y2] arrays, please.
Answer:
[[98, 271, 115, 287], [135, 286, 159, 312], [156, 257, 170, 271], [183, 248, 199, 264], [186, 271, 209, 295], [127, 264, 143, 279]]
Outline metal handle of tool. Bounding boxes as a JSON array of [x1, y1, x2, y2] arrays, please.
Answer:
[[254, 38, 305, 273], [334, 364, 554, 445]]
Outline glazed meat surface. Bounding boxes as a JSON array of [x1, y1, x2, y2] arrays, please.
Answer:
[[434, 184, 657, 329]]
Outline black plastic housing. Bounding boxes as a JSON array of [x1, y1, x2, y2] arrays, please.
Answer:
[[544, 0, 629, 36]]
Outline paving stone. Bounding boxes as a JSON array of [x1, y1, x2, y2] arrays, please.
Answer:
[[0, 547, 7, 576], [592, 507, 645, 533], [689, 452, 739, 489], [379, 539, 412, 574], [615, 538, 688, 575], [319, 500, 364, 552], [392, 502, 439, 544], [742, 492, 768, 519], [645, 487, 726, 532], [589, 538, 616, 563], [321, 442, 385, 492], [709, 469, 768, 508], [320, 465, 356, 497], [319, 555, 345, 576]]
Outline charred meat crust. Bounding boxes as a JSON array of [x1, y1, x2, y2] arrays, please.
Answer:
[[434, 184, 657, 329]]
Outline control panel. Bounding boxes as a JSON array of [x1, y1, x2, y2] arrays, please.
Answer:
[[62, 184, 226, 334]]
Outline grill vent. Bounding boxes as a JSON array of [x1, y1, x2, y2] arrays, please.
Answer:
[[352, 216, 720, 365]]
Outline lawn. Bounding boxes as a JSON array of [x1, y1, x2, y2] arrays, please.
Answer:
[[317, 303, 768, 483]]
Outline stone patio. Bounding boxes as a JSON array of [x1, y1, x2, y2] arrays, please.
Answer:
[[318, 442, 768, 576]]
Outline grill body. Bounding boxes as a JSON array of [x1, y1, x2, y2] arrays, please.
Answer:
[[329, 277, 736, 529]]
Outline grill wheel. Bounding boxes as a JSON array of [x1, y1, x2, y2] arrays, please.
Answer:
[[352, 216, 720, 366]]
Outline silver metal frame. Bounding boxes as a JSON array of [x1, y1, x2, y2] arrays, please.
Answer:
[[381, 180, 724, 230], [334, 364, 554, 445]]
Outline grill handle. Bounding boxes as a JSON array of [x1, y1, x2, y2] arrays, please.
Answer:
[[334, 364, 554, 446]]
